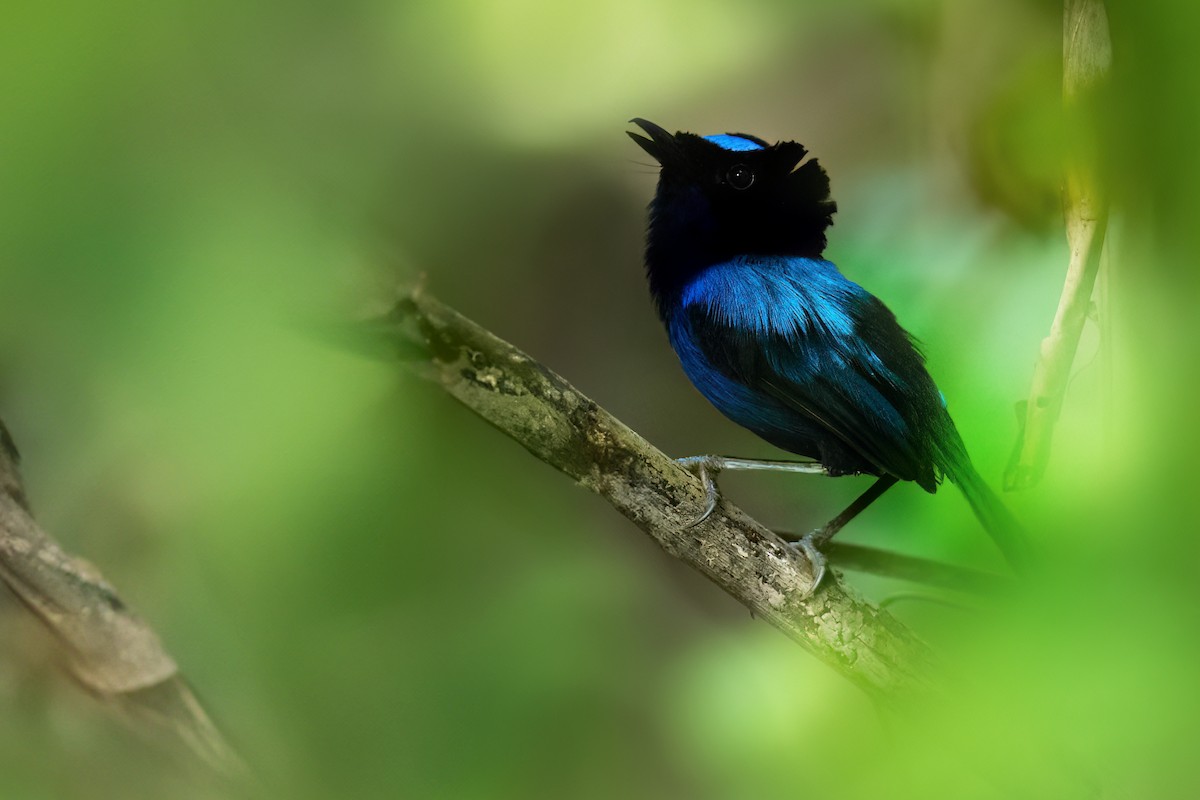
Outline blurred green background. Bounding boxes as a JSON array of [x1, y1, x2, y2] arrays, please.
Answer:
[[2, 0, 1198, 797]]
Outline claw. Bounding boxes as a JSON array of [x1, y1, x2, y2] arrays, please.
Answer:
[[790, 532, 828, 597], [677, 455, 828, 595], [677, 455, 724, 527]]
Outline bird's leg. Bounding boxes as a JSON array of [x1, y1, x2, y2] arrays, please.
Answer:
[[792, 475, 899, 592], [675, 455, 831, 527], [808, 475, 898, 547]]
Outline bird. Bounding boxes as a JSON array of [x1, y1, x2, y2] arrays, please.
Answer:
[[627, 118, 1029, 590]]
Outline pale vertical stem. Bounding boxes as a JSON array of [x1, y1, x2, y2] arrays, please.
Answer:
[[1006, 0, 1111, 490], [1097, 230, 1114, 459]]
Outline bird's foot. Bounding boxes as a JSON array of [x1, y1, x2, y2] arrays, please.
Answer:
[[789, 530, 828, 597], [676, 455, 725, 527]]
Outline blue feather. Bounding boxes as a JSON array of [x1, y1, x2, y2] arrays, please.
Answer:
[[668, 313, 797, 434], [679, 256, 862, 339], [703, 134, 765, 152], [669, 255, 922, 474]]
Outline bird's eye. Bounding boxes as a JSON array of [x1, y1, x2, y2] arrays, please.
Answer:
[[726, 164, 755, 190]]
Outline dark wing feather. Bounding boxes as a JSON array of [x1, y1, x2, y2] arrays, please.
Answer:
[[686, 294, 955, 490]]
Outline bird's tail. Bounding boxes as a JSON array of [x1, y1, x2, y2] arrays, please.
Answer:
[[951, 462, 1032, 574]]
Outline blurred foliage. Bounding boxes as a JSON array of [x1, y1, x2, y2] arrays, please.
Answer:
[[0, 0, 1198, 797]]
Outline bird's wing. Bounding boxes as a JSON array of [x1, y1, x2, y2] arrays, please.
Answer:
[[685, 294, 947, 486]]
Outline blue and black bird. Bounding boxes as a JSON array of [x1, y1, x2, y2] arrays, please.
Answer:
[[628, 119, 1028, 587]]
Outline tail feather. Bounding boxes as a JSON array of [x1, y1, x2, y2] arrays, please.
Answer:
[[951, 463, 1031, 574]]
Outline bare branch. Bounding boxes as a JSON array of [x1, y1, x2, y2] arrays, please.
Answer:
[[363, 286, 937, 701], [0, 421, 246, 778], [807, 541, 1013, 595], [1007, 0, 1112, 490]]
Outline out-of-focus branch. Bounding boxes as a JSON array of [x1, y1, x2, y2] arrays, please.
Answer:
[[1007, 0, 1111, 490], [362, 286, 937, 701], [771, 537, 1014, 596], [0, 420, 246, 778]]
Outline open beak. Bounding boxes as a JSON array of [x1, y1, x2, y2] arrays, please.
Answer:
[[627, 118, 676, 165]]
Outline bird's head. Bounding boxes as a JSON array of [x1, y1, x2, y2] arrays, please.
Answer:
[[628, 118, 837, 308]]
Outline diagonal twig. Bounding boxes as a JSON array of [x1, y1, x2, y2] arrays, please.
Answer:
[[356, 285, 938, 702], [770, 536, 1014, 595], [0, 420, 246, 778]]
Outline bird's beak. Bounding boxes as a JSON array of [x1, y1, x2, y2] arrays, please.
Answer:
[[627, 118, 676, 166]]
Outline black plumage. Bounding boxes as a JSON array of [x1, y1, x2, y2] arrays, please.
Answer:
[[629, 118, 1028, 573]]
